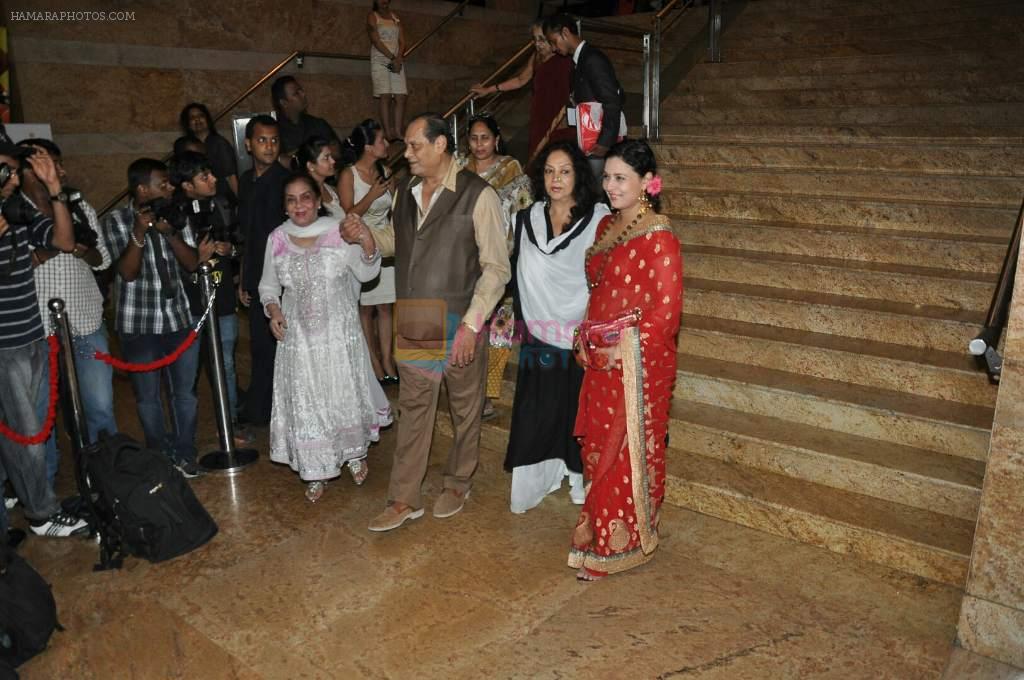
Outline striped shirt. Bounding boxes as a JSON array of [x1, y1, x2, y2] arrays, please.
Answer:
[[103, 202, 197, 335], [34, 199, 111, 336], [0, 205, 54, 349]]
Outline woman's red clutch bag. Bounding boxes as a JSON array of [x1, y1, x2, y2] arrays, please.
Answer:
[[574, 308, 642, 368]]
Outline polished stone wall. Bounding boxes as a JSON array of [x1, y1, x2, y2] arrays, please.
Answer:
[[957, 216, 1024, 669], [6, 0, 533, 203]]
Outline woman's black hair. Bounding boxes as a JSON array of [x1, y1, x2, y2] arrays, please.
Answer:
[[340, 119, 384, 167], [294, 136, 332, 176], [605, 138, 661, 213], [529, 141, 602, 225], [283, 171, 329, 218], [466, 114, 505, 156], [179, 102, 218, 138]]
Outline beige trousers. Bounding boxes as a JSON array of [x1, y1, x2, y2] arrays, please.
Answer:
[[387, 333, 488, 509]]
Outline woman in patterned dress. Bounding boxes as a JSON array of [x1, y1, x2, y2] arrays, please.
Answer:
[[259, 173, 392, 502], [570, 139, 682, 580]]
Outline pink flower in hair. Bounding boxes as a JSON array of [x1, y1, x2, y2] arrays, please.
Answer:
[[646, 175, 663, 197]]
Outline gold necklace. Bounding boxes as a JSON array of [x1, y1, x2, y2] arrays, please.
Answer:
[[585, 204, 648, 290]]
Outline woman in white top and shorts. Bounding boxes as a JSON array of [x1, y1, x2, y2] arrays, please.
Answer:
[[367, 0, 408, 143], [338, 119, 398, 384]]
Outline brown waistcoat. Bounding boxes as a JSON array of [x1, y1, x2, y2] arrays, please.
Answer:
[[392, 167, 488, 341]]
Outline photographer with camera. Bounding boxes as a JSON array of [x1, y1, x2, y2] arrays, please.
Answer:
[[102, 158, 203, 479], [169, 151, 253, 447], [0, 141, 89, 541], [17, 138, 118, 488]]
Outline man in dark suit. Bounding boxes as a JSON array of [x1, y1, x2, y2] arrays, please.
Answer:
[[544, 13, 624, 178]]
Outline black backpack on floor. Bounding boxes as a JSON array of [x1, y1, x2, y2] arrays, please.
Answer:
[[76, 433, 218, 569], [0, 544, 58, 671]]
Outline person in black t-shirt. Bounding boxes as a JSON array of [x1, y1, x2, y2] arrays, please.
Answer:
[[176, 103, 240, 202], [169, 151, 254, 446], [238, 115, 289, 425], [271, 76, 341, 164]]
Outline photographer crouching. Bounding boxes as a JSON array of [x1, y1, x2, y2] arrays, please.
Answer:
[[0, 141, 90, 541], [15, 138, 119, 490], [169, 151, 253, 447], [101, 159, 203, 479]]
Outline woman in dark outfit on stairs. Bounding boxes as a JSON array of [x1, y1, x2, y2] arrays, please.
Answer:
[[504, 141, 610, 513]]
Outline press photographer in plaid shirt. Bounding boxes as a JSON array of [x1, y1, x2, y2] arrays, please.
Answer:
[[102, 158, 203, 478], [17, 139, 119, 488]]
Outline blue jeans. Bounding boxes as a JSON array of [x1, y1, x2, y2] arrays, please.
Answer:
[[218, 314, 239, 420], [120, 328, 200, 463], [36, 327, 119, 486], [0, 340, 61, 534]]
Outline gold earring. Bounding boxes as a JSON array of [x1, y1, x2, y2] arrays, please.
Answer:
[[639, 192, 650, 209]]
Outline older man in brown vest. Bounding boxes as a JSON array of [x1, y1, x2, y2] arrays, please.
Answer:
[[343, 112, 510, 532]]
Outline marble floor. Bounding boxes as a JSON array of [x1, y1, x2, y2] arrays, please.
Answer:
[[7, 375, 1012, 679]]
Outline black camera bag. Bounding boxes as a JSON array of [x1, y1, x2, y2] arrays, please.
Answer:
[[77, 433, 217, 569], [0, 544, 58, 670]]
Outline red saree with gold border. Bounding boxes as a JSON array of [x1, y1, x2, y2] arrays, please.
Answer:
[[570, 214, 682, 575]]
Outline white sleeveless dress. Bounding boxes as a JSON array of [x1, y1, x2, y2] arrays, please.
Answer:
[[354, 169, 396, 306]]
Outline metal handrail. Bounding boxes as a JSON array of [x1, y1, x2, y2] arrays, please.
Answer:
[[404, 0, 471, 58], [98, 3, 471, 215]]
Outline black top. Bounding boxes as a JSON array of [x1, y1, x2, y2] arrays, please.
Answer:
[[571, 43, 625, 149], [205, 133, 239, 202], [182, 199, 239, 318], [278, 112, 339, 157], [239, 162, 289, 293]]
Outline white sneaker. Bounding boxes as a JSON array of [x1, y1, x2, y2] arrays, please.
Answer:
[[29, 511, 89, 538]]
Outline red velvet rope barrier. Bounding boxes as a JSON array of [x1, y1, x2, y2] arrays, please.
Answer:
[[0, 335, 60, 446], [93, 330, 199, 372]]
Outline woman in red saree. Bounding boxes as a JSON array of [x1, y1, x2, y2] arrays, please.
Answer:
[[570, 140, 682, 580]]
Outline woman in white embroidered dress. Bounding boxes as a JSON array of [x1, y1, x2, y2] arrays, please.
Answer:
[[259, 173, 392, 502]]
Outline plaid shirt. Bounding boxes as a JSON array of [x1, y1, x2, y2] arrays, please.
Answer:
[[102, 201, 197, 335], [34, 199, 111, 336]]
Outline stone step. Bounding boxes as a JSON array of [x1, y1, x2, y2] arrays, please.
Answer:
[[654, 141, 1024, 177], [680, 67, 1024, 95], [726, 15, 1024, 51], [685, 278, 983, 354], [678, 219, 1006, 273], [662, 190, 1018, 238], [662, 166, 1021, 208], [688, 50, 993, 80], [683, 244, 994, 311], [680, 315, 995, 407], [654, 124, 1024, 146], [676, 354, 992, 459], [722, 31, 1024, 64], [664, 450, 973, 585], [669, 399, 984, 520], [661, 102, 1024, 127], [729, 1, 1024, 39], [736, 0, 1012, 19], [667, 82, 1024, 111]]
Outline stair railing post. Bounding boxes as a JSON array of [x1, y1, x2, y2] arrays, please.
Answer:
[[642, 32, 652, 140], [196, 262, 258, 474], [708, 0, 722, 63], [652, 17, 662, 141]]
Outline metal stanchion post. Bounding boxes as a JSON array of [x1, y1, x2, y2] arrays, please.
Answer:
[[49, 298, 88, 453], [197, 262, 258, 474]]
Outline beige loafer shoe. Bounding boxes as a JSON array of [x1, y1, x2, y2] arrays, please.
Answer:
[[368, 504, 424, 532], [432, 489, 470, 519]]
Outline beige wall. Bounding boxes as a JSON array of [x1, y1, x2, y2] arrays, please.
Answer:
[[956, 215, 1024, 669], [6, 0, 534, 204]]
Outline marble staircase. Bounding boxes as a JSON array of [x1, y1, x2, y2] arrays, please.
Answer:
[[436, 0, 1024, 586]]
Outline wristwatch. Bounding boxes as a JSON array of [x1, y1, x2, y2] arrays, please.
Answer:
[[50, 191, 67, 203]]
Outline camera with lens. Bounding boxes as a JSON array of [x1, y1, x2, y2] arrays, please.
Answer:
[[62, 186, 98, 249], [145, 195, 215, 233]]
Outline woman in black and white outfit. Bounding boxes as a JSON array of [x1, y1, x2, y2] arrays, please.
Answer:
[[505, 141, 610, 514]]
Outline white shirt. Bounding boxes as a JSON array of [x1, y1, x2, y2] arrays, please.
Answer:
[[573, 40, 586, 64]]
